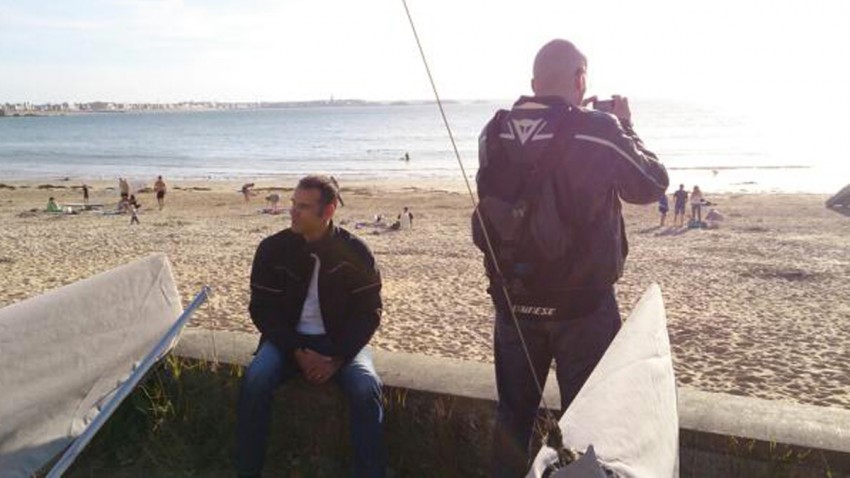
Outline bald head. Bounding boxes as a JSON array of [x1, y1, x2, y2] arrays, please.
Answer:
[[531, 39, 587, 104]]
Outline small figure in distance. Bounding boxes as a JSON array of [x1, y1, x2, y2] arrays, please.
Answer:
[[672, 184, 688, 228], [690, 185, 704, 225], [154, 175, 167, 210], [397, 206, 413, 230], [658, 192, 669, 227], [46, 196, 61, 213], [242, 183, 255, 202], [265, 192, 281, 213]]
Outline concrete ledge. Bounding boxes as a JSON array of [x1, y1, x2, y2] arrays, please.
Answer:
[[175, 329, 850, 477], [679, 387, 850, 454], [175, 328, 564, 406]]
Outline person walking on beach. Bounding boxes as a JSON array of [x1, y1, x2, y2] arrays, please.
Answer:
[[236, 175, 385, 478], [473, 38, 668, 477], [129, 202, 140, 225], [672, 184, 688, 227], [82, 184, 89, 206], [154, 175, 167, 210], [241, 182, 255, 202], [690, 185, 704, 224], [658, 192, 669, 227]]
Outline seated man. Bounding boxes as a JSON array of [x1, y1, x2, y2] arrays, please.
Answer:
[[46, 197, 61, 213], [236, 174, 385, 478]]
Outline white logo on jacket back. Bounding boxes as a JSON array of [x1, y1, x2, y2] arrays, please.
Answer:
[[500, 118, 554, 145]]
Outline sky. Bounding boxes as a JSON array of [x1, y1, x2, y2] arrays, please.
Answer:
[[2, 0, 849, 109], [1, 1, 848, 177]]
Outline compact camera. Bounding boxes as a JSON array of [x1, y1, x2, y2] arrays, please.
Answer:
[[593, 99, 615, 112]]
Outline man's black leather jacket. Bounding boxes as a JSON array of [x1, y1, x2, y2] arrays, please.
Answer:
[[476, 96, 669, 316], [248, 224, 382, 361]]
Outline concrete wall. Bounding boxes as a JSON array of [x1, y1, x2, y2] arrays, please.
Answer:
[[171, 329, 850, 477]]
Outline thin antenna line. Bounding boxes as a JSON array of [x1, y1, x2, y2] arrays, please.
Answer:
[[400, 0, 554, 414]]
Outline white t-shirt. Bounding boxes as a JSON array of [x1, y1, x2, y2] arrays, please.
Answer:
[[690, 192, 703, 205], [399, 211, 412, 230], [296, 254, 326, 335]]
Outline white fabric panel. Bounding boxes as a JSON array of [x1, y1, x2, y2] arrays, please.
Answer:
[[0, 254, 182, 478], [527, 284, 679, 478]]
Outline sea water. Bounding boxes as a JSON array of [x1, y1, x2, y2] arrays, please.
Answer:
[[0, 100, 844, 194]]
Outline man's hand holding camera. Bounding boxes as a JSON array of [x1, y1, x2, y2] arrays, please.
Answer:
[[584, 94, 632, 124]]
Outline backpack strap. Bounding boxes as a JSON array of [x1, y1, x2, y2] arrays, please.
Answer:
[[479, 109, 510, 193], [484, 110, 509, 163]]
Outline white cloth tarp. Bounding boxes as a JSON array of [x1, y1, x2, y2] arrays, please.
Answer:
[[527, 284, 679, 478], [0, 254, 182, 478]]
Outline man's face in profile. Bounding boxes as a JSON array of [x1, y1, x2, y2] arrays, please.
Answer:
[[290, 187, 329, 236]]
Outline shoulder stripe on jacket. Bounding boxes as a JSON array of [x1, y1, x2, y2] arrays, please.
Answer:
[[251, 283, 283, 293], [574, 134, 665, 189]]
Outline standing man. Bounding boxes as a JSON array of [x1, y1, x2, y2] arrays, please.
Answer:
[[82, 184, 90, 206], [673, 184, 688, 227], [154, 175, 167, 210], [658, 192, 669, 227], [690, 185, 704, 225], [118, 177, 130, 199], [236, 175, 385, 478], [397, 206, 413, 230], [241, 182, 255, 202], [474, 39, 668, 477]]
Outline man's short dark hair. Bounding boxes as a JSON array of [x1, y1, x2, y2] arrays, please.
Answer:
[[297, 174, 343, 208]]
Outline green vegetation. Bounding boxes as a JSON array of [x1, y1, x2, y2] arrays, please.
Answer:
[[59, 356, 496, 477]]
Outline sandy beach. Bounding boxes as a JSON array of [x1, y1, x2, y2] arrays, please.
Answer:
[[0, 178, 848, 410]]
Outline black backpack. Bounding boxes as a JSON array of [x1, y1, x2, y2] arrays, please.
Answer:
[[472, 106, 579, 294]]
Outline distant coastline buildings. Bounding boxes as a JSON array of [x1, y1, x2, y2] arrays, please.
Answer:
[[0, 98, 471, 117], [0, 98, 423, 117]]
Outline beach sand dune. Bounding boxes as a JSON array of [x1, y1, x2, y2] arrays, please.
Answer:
[[1, 180, 848, 409]]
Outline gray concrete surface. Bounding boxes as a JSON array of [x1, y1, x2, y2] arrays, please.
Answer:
[[175, 328, 850, 477]]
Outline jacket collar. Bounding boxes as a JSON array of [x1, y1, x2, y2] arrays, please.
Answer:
[[304, 221, 338, 254], [514, 95, 572, 109]]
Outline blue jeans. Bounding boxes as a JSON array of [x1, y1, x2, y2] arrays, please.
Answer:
[[491, 290, 621, 478], [235, 337, 386, 478]]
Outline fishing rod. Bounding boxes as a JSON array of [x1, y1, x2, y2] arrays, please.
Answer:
[[399, 0, 575, 470]]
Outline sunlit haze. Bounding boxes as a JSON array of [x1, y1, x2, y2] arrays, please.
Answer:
[[2, 0, 849, 171]]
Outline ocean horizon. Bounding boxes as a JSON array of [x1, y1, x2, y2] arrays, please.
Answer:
[[0, 100, 845, 194]]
